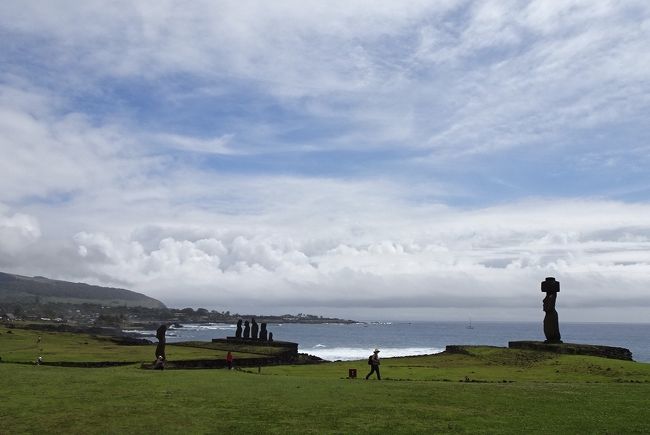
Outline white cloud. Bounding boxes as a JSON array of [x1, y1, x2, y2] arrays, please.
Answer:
[[0, 80, 152, 201], [1, 1, 649, 321], [4, 187, 650, 320], [2, 1, 647, 157], [155, 133, 236, 155], [0, 206, 41, 255]]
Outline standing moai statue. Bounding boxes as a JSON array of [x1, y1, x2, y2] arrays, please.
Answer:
[[259, 323, 268, 341], [243, 320, 250, 339], [235, 319, 243, 338], [541, 277, 562, 343], [251, 318, 259, 340], [268, 332, 273, 342], [155, 324, 167, 361]]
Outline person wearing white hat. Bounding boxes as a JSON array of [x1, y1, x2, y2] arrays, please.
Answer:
[[365, 348, 381, 380]]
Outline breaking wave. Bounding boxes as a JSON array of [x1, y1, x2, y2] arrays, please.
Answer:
[[175, 323, 236, 331], [122, 329, 154, 336], [301, 346, 444, 361]]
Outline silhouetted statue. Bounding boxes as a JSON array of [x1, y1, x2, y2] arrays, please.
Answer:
[[259, 323, 268, 341], [268, 332, 273, 342], [251, 318, 259, 340], [243, 320, 250, 339], [235, 319, 243, 338], [541, 277, 562, 343], [155, 324, 167, 361]]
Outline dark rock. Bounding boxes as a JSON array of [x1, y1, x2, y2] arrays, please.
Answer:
[[444, 345, 472, 355]]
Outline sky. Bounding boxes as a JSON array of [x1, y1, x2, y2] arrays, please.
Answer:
[[1, 1, 650, 322]]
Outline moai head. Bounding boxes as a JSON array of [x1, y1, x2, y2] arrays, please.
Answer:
[[541, 277, 560, 293]]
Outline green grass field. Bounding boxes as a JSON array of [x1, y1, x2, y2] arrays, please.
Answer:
[[0, 328, 280, 363], [1, 328, 649, 434]]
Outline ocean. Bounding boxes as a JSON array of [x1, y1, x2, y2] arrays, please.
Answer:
[[127, 321, 650, 363]]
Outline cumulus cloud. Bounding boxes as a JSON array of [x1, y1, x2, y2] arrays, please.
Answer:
[[0, 206, 41, 255], [5, 189, 649, 319]]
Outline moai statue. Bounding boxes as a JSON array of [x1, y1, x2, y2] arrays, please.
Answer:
[[155, 324, 167, 361], [259, 323, 268, 341], [542, 277, 562, 343], [243, 320, 250, 339], [268, 332, 273, 342], [251, 318, 259, 340], [235, 319, 243, 338]]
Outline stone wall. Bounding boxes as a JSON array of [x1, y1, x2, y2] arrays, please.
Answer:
[[508, 341, 633, 361], [213, 338, 299, 356]]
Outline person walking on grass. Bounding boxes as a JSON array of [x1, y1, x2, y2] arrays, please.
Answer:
[[365, 349, 381, 380]]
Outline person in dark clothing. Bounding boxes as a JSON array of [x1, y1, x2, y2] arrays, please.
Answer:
[[365, 349, 381, 380]]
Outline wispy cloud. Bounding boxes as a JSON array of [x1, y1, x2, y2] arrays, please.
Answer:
[[154, 133, 237, 155]]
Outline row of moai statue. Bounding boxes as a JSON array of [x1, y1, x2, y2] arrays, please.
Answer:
[[235, 318, 273, 341]]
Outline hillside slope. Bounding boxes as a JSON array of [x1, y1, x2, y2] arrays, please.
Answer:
[[0, 272, 165, 309]]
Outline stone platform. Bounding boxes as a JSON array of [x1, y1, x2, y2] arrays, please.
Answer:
[[508, 341, 633, 361], [212, 337, 299, 356], [141, 338, 304, 369]]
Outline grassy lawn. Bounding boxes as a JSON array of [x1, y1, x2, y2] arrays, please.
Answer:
[[1, 329, 649, 434], [0, 328, 268, 363]]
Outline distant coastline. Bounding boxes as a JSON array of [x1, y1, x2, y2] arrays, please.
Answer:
[[126, 315, 358, 331], [0, 271, 358, 328]]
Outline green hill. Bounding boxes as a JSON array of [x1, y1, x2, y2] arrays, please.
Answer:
[[0, 272, 165, 309]]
